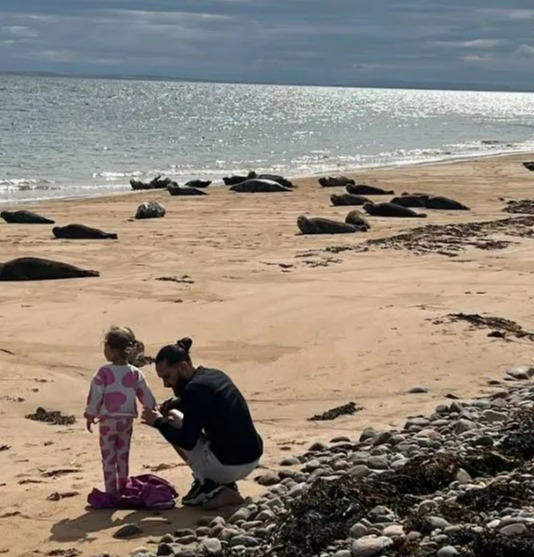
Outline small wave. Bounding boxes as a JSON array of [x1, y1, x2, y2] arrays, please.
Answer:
[[92, 170, 143, 179]]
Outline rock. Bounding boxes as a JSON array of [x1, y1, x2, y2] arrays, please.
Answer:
[[454, 419, 477, 435], [481, 409, 507, 422], [156, 544, 174, 556], [349, 523, 369, 539], [367, 456, 389, 470], [426, 516, 451, 530], [382, 524, 404, 537], [359, 428, 378, 442], [437, 546, 459, 557], [197, 538, 222, 555], [160, 534, 175, 544], [174, 529, 196, 539], [455, 468, 472, 484], [228, 535, 259, 547], [406, 386, 429, 394], [255, 471, 280, 486], [351, 535, 393, 556], [506, 366, 534, 380], [309, 441, 329, 451], [175, 535, 198, 545], [113, 524, 142, 539], [348, 465, 371, 478], [331, 436, 351, 443], [229, 508, 252, 524], [280, 456, 300, 466], [500, 523, 527, 536]]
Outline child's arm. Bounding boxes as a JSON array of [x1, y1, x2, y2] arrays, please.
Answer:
[[84, 367, 108, 429], [136, 370, 157, 409]]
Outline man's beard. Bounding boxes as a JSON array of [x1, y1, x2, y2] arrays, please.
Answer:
[[173, 376, 190, 396]]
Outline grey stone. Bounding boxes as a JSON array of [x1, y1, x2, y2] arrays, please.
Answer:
[[255, 471, 280, 486], [280, 456, 300, 466], [198, 537, 222, 556], [229, 535, 259, 547], [349, 523, 369, 539], [309, 441, 329, 451], [454, 419, 477, 435], [351, 535, 393, 556], [426, 516, 451, 530], [382, 524, 404, 537], [500, 523, 528, 536], [481, 409, 507, 423], [348, 465, 371, 478], [176, 535, 198, 545], [406, 386, 429, 394], [114, 524, 142, 539], [229, 508, 252, 524], [437, 546, 459, 557], [455, 468, 472, 484], [156, 544, 174, 556], [507, 366, 534, 380]]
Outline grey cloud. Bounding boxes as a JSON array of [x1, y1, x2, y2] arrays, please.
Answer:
[[0, 1, 533, 88]]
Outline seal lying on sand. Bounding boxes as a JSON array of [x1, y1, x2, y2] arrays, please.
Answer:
[[1, 210, 55, 224], [319, 176, 355, 187], [425, 196, 470, 210], [256, 174, 294, 188], [52, 224, 118, 240], [390, 195, 428, 208], [331, 193, 370, 206], [168, 185, 208, 196], [523, 161, 534, 171], [297, 215, 364, 234], [363, 202, 427, 218], [185, 180, 211, 188], [230, 179, 292, 193], [395, 193, 469, 210], [130, 175, 174, 190], [135, 201, 166, 219], [346, 184, 394, 195], [0, 257, 99, 281], [345, 210, 370, 230]]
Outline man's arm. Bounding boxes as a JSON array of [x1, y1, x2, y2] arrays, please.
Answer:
[[153, 385, 210, 450]]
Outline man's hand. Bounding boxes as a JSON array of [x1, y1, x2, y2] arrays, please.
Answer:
[[142, 406, 163, 427], [159, 397, 180, 416]]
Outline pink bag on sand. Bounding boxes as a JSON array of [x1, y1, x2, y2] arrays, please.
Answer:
[[87, 474, 178, 510]]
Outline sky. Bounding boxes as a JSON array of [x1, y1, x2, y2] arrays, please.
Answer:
[[1, 1, 534, 89]]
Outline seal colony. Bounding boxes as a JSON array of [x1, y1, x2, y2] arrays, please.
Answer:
[[1, 154, 534, 556]]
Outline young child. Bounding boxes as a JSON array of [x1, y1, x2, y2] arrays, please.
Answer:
[[84, 326, 157, 494]]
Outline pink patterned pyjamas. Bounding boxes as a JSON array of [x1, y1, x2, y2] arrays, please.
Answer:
[[99, 416, 133, 493]]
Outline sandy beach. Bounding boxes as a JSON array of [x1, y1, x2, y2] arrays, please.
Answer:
[[1, 152, 534, 557]]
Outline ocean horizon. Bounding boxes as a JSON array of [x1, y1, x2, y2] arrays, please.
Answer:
[[1, 74, 533, 205]]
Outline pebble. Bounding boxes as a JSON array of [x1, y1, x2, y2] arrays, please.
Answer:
[[113, 524, 142, 539], [437, 547, 459, 557], [351, 535, 393, 556], [197, 538, 222, 555]]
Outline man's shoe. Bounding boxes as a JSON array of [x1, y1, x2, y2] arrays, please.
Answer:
[[183, 479, 224, 506], [182, 478, 203, 506]]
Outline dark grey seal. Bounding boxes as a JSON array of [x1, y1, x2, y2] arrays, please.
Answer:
[[390, 195, 428, 208], [130, 175, 174, 190], [185, 180, 212, 188], [344, 210, 370, 230], [523, 161, 534, 171], [230, 179, 292, 193], [222, 171, 257, 186], [168, 185, 208, 196], [52, 224, 118, 240], [331, 193, 370, 206], [135, 201, 166, 219], [0, 257, 99, 281], [256, 174, 295, 188], [424, 196, 470, 210], [319, 176, 355, 187], [1, 210, 55, 224], [297, 215, 361, 234], [346, 184, 394, 195], [363, 202, 427, 218]]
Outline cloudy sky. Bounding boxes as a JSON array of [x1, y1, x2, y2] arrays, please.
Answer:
[[1, 0, 533, 89]]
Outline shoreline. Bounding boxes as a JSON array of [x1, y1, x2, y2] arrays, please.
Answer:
[[1, 151, 534, 556], [2, 145, 534, 207]]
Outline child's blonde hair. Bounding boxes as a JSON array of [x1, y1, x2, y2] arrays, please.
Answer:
[[104, 326, 137, 360]]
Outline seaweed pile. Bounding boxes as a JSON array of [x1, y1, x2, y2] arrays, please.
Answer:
[[321, 215, 534, 257], [146, 381, 534, 557], [25, 407, 76, 426]]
